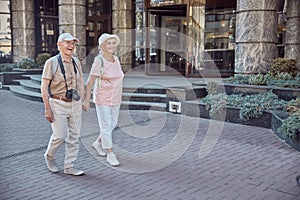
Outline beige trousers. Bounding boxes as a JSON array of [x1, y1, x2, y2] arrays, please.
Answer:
[[46, 98, 82, 169]]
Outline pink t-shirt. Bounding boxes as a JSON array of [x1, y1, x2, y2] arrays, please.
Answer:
[[90, 55, 124, 106]]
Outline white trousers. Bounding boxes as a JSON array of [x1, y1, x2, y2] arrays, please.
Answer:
[[95, 105, 120, 149], [46, 98, 82, 169]]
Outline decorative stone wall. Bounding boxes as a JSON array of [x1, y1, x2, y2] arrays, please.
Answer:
[[58, 0, 86, 65], [11, 0, 35, 63], [235, 0, 279, 74], [285, 0, 300, 70], [112, 0, 134, 73]]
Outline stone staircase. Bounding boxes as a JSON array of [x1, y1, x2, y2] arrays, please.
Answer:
[[8, 75, 167, 111]]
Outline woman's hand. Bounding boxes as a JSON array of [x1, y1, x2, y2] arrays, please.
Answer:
[[82, 100, 90, 112]]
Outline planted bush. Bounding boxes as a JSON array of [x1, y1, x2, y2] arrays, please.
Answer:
[[36, 53, 51, 68], [269, 58, 297, 77], [278, 111, 300, 139], [206, 81, 218, 95], [203, 93, 227, 117], [278, 98, 300, 139], [224, 73, 300, 88], [0, 63, 17, 72], [286, 98, 300, 114], [17, 58, 36, 69], [224, 74, 249, 85], [202, 91, 287, 120], [247, 73, 266, 85]]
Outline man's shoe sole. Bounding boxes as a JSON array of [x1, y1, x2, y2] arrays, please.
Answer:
[[64, 171, 85, 176], [44, 153, 59, 173]]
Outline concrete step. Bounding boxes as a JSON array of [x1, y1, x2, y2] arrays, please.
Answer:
[[123, 87, 166, 94], [9, 74, 168, 111], [9, 85, 42, 102], [9, 85, 166, 111], [121, 101, 166, 111], [122, 92, 166, 103], [24, 74, 42, 85], [18, 79, 41, 93]]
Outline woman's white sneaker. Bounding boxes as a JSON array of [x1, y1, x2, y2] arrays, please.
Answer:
[[106, 152, 120, 166], [92, 141, 107, 157]]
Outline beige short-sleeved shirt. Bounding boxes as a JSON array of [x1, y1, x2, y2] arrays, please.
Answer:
[[90, 55, 124, 106], [42, 56, 82, 97]]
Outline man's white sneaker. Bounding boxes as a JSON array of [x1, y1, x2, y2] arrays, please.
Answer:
[[44, 153, 58, 173], [92, 141, 107, 157], [106, 152, 120, 167], [64, 167, 84, 176]]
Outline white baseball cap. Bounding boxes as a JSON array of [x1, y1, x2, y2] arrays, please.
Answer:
[[57, 33, 79, 43], [98, 33, 120, 47]]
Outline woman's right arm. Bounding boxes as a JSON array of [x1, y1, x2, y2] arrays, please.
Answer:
[[82, 75, 97, 112]]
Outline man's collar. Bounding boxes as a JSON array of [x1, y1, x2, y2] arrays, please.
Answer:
[[59, 53, 72, 62]]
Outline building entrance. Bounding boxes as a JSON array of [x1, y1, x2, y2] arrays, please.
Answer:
[[86, 0, 112, 66], [146, 5, 187, 76]]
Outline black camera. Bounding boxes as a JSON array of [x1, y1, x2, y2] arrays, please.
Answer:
[[66, 89, 81, 101]]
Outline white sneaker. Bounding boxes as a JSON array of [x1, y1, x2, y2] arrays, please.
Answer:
[[44, 153, 58, 173], [64, 167, 84, 176], [92, 141, 107, 157], [106, 152, 120, 167]]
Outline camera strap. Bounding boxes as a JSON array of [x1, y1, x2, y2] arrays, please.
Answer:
[[57, 54, 78, 91]]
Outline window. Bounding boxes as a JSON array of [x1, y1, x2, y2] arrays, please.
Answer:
[[204, 8, 236, 73], [86, 0, 112, 66], [135, 0, 146, 66], [35, 0, 59, 55], [0, 0, 11, 62]]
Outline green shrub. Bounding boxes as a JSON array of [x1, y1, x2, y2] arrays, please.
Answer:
[[237, 92, 286, 120], [272, 72, 293, 80], [206, 81, 218, 95], [224, 74, 249, 84], [266, 73, 300, 88], [0, 63, 17, 72], [36, 53, 51, 68], [247, 73, 266, 85], [202, 92, 287, 120], [278, 111, 300, 139], [278, 98, 300, 139], [269, 58, 297, 77], [17, 58, 36, 69], [225, 73, 300, 88], [203, 93, 227, 117], [286, 97, 300, 115]]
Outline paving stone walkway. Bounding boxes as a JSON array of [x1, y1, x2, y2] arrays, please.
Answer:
[[0, 90, 300, 200]]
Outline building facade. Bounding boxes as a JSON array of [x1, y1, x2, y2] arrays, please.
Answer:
[[1, 0, 299, 77]]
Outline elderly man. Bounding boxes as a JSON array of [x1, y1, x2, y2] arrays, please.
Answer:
[[41, 33, 84, 176]]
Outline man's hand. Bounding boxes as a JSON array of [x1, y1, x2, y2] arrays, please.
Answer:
[[45, 109, 53, 123], [82, 100, 90, 112]]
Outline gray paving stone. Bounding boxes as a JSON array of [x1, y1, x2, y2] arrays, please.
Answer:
[[1, 90, 300, 200]]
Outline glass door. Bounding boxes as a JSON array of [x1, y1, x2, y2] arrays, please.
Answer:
[[86, 0, 112, 66], [146, 6, 187, 75]]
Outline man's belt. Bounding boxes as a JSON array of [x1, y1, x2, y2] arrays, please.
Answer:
[[51, 95, 72, 102]]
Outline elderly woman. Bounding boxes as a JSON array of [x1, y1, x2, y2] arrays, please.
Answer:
[[83, 33, 124, 167]]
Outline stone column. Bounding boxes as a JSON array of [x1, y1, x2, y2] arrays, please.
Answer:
[[285, 0, 300, 70], [235, 0, 279, 74], [58, 0, 86, 64], [112, 0, 134, 73], [11, 0, 35, 63]]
